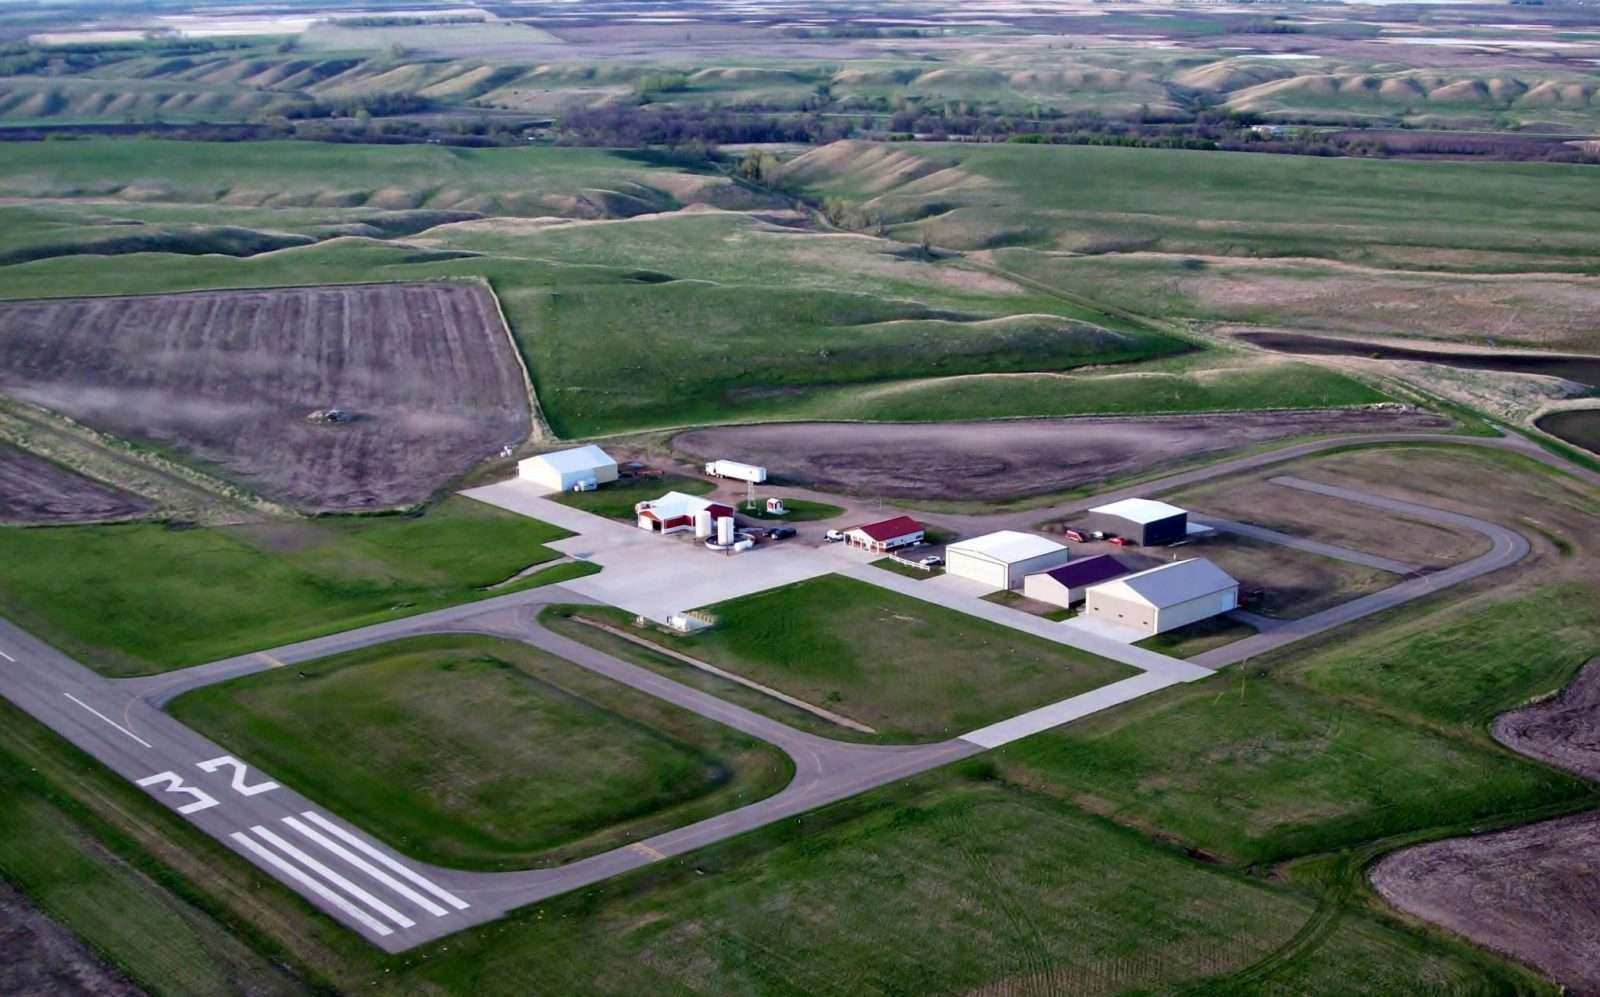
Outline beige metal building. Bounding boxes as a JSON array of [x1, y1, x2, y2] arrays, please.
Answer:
[[1083, 558, 1238, 636], [945, 531, 1072, 591]]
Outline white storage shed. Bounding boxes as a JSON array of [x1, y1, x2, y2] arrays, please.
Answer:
[[1083, 558, 1238, 637], [945, 531, 1072, 591], [518, 445, 618, 493]]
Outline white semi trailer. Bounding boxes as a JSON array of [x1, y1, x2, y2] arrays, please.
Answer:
[[704, 459, 767, 484]]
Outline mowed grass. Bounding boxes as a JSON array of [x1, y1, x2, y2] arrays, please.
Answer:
[[0, 688, 1548, 995], [738, 497, 844, 522], [1301, 584, 1600, 734], [170, 636, 791, 870], [0, 496, 590, 675], [556, 574, 1133, 742], [998, 666, 1590, 866]]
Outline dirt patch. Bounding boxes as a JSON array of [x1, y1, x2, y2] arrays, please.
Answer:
[[0, 880, 143, 997], [0, 283, 530, 512], [1169, 471, 1490, 569], [672, 409, 1449, 502], [0, 443, 151, 524], [1174, 532, 1396, 619], [1371, 812, 1600, 996], [1494, 657, 1600, 783]]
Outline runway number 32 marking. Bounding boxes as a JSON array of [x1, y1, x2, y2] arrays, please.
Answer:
[[139, 756, 279, 813], [197, 755, 280, 796], [136, 771, 221, 814]]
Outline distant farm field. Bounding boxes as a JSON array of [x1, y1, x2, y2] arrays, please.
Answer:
[[0, 282, 530, 512], [0, 497, 587, 676], [171, 636, 791, 870]]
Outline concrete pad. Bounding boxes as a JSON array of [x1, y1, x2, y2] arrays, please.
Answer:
[[1059, 615, 1148, 645], [961, 671, 1186, 748], [926, 572, 1001, 598]]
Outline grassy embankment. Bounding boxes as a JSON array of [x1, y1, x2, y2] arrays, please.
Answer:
[[0, 141, 1396, 437], [170, 635, 792, 870], [547, 574, 1134, 742], [0, 496, 590, 676]]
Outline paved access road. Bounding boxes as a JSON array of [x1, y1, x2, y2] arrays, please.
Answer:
[[0, 429, 1589, 950]]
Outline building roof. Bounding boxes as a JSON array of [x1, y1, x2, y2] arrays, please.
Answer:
[[947, 530, 1067, 564], [640, 491, 729, 520], [849, 515, 924, 542], [1089, 497, 1187, 525], [1036, 554, 1129, 590], [525, 444, 615, 474], [1089, 558, 1236, 608]]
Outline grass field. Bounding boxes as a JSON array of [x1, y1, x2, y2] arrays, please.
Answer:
[[1135, 615, 1256, 659], [738, 497, 843, 522], [550, 574, 1133, 742], [553, 472, 713, 520], [0, 689, 1552, 995], [1302, 584, 1600, 735], [1000, 662, 1591, 866], [0, 496, 588, 675], [786, 140, 1600, 272], [170, 636, 791, 870]]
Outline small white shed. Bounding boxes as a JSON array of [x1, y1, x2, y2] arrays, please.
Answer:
[[1083, 558, 1238, 636], [945, 531, 1071, 591], [518, 445, 618, 493]]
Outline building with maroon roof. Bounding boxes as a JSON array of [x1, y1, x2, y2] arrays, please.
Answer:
[[844, 515, 924, 552]]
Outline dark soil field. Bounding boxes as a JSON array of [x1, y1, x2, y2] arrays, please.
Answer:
[[0, 443, 151, 525], [1374, 657, 1600, 994], [1371, 812, 1600, 996], [674, 409, 1450, 502], [0, 283, 530, 512], [0, 881, 142, 997], [1494, 657, 1600, 783]]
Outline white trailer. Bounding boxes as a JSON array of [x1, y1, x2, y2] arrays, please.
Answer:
[[704, 459, 767, 484]]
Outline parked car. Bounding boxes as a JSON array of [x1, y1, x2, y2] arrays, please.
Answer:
[[1063, 528, 1086, 543], [824, 529, 845, 543], [768, 526, 797, 540], [919, 555, 944, 567], [1108, 535, 1131, 546], [1089, 530, 1106, 541]]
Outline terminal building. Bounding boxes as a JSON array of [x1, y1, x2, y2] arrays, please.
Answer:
[[844, 515, 925, 553], [1086, 498, 1188, 546]]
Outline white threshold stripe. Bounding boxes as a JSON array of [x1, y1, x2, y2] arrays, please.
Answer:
[[230, 832, 392, 938], [300, 811, 470, 911], [251, 825, 415, 929], [63, 693, 151, 748], [284, 815, 449, 918]]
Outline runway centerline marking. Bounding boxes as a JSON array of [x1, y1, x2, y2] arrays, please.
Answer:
[[231, 832, 393, 938], [284, 816, 449, 918], [250, 825, 415, 929], [300, 812, 469, 911], [64, 693, 151, 748]]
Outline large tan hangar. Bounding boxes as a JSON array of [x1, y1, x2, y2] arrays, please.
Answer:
[[945, 530, 1072, 591], [1083, 558, 1238, 636]]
